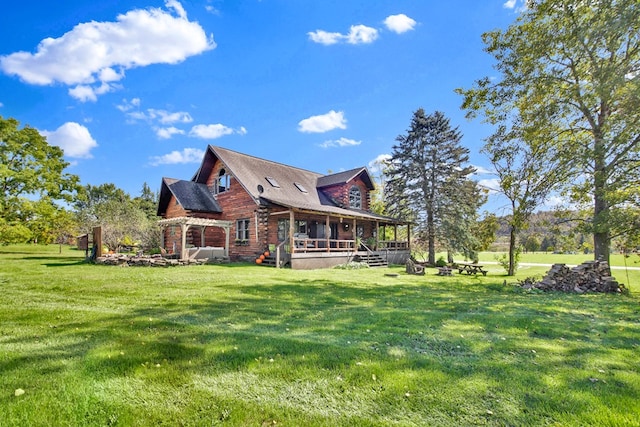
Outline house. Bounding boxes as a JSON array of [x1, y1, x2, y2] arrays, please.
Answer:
[[156, 145, 411, 269]]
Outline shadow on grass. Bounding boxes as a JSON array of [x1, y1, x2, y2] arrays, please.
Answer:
[[2, 263, 639, 425]]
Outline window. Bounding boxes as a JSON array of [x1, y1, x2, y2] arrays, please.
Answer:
[[277, 219, 307, 241], [294, 182, 308, 193], [349, 185, 362, 208], [265, 176, 280, 188], [212, 169, 230, 195], [236, 219, 250, 241]]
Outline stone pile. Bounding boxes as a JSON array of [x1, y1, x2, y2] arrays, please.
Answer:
[[523, 261, 624, 293], [94, 253, 208, 267]]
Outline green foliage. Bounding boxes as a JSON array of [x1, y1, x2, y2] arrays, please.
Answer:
[[0, 116, 80, 243], [522, 234, 541, 253], [435, 256, 447, 267], [457, 0, 640, 263], [74, 183, 160, 252], [495, 247, 520, 274], [0, 219, 32, 244], [334, 261, 370, 270], [384, 109, 483, 264]]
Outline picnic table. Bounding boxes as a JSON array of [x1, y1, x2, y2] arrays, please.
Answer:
[[457, 262, 488, 276]]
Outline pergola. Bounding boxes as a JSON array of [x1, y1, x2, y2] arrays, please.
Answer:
[[157, 217, 233, 261]]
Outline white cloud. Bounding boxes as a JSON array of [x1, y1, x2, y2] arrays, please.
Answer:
[[189, 124, 235, 139], [148, 109, 193, 124], [307, 30, 344, 46], [116, 99, 244, 140], [156, 126, 186, 139], [472, 164, 494, 175], [0, 1, 215, 102], [150, 147, 204, 166], [503, 0, 529, 12], [42, 122, 98, 159], [383, 14, 417, 34], [346, 25, 378, 44], [298, 110, 347, 133], [478, 178, 501, 194], [116, 97, 141, 112], [368, 154, 391, 173], [319, 137, 361, 148], [308, 25, 378, 45], [307, 30, 344, 45]]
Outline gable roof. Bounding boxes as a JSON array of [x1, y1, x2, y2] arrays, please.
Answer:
[[157, 177, 222, 216], [185, 145, 402, 223], [317, 167, 374, 190]]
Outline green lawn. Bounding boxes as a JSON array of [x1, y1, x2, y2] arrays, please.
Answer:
[[1, 245, 639, 426], [477, 250, 640, 269]]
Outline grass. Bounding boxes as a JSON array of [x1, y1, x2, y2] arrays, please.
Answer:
[[1, 245, 639, 426], [476, 250, 640, 270]]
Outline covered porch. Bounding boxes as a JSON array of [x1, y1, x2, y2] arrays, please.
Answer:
[[266, 207, 411, 269], [157, 216, 233, 261]]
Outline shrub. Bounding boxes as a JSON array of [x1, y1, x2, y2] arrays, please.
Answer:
[[334, 261, 370, 270]]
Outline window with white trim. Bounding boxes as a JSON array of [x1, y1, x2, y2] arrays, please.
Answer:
[[236, 218, 250, 241], [213, 169, 230, 194], [349, 185, 362, 208]]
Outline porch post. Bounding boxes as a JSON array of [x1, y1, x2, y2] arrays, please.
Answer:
[[181, 223, 188, 261], [200, 226, 206, 247], [325, 215, 330, 252], [352, 218, 357, 249], [160, 225, 165, 250], [375, 221, 379, 249], [289, 210, 295, 253], [407, 223, 411, 250], [224, 225, 230, 258]]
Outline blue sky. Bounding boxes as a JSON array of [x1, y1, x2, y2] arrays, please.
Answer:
[[0, 0, 529, 215]]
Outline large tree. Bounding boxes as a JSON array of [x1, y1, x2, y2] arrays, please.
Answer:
[[0, 116, 80, 243], [458, 0, 640, 265], [75, 183, 160, 252], [384, 109, 482, 264], [482, 124, 568, 275]]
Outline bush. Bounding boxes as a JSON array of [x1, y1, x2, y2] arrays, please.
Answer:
[[435, 256, 447, 267], [334, 261, 370, 270]]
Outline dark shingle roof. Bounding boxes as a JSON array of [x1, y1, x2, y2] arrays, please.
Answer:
[[158, 178, 222, 215], [317, 167, 374, 189]]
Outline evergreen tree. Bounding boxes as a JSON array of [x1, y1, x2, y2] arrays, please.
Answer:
[[384, 109, 482, 264]]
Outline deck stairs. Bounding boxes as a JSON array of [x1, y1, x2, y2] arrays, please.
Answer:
[[356, 252, 388, 267], [258, 252, 388, 268]]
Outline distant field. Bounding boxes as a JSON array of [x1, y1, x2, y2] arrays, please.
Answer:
[[1, 245, 638, 426], [477, 251, 640, 268]]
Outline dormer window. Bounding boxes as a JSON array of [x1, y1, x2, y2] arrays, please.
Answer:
[[349, 185, 362, 208]]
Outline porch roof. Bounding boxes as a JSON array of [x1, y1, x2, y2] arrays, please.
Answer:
[[260, 195, 407, 224], [157, 216, 232, 228]]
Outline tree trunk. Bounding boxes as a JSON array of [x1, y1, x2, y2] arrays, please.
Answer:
[[593, 136, 611, 268], [427, 209, 435, 265], [508, 225, 517, 276]]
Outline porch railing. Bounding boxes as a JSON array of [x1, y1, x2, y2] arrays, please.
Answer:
[[292, 237, 355, 252], [376, 240, 409, 250], [291, 237, 408, 253]]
